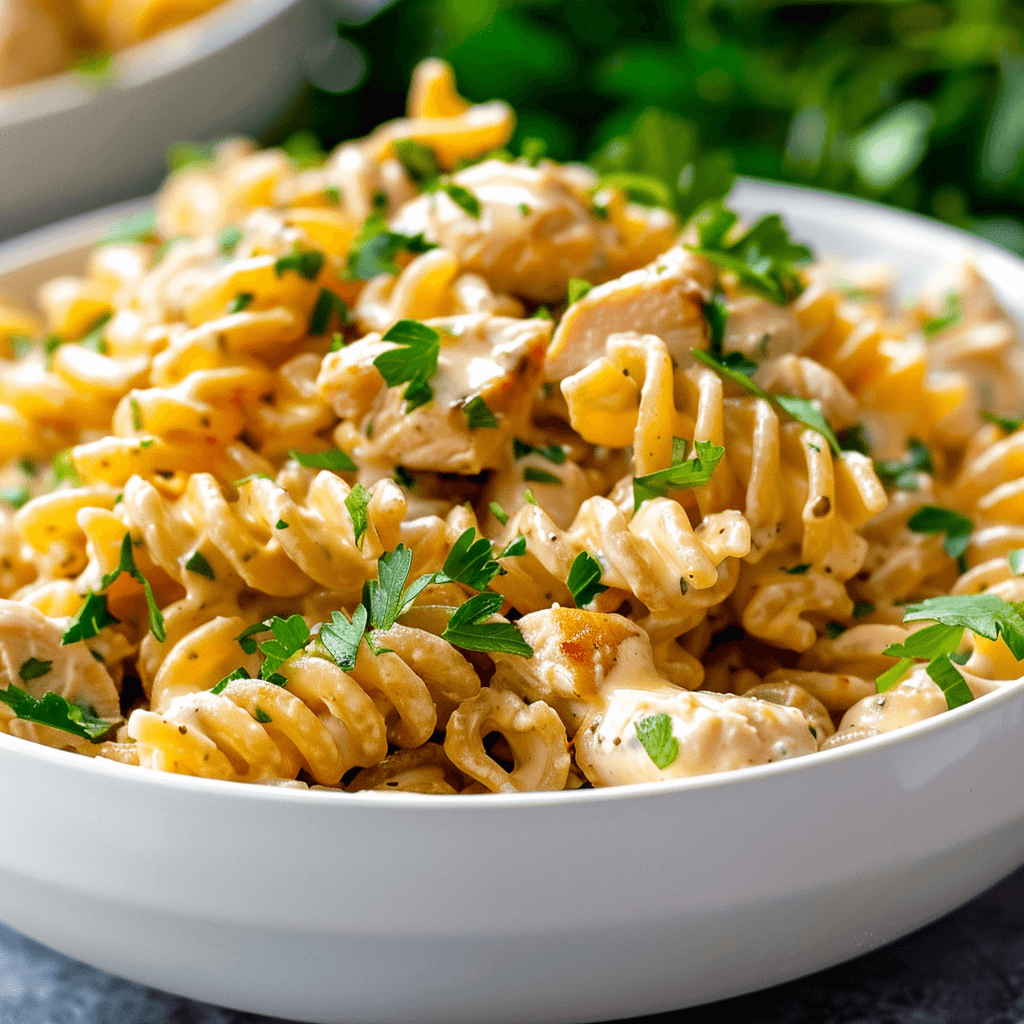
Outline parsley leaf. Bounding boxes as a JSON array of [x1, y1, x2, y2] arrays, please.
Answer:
[[688, 204, 812, 305], [18, 657, 52, 682], [635, 712, 679, 769], [100, 534, 166, 642], [257, 615, 310, 681], [274, 250, 325, 281], [498, 535, 526, 558], [838, 424, 871, 455], [925, 653, 974, 709], [98, 209, 157, 246], [524, 467, 562, 485], [902, 593, 1024, 660], [437, 528, 505, 591], [345, 483, 372, 548], [489, 501, 509, 525], [288, 447, 356, 472], [0, 485, 30, 510], [1010, 549, 1024, 575], [874, 439, 934, 491], [883, 622, 965, 661], [79, 312, 112, 354], [210, 666, 250, 695], [566, 551, 607, 607], [783, 563, 812, 575], [184, 550, 216, 580], [53, 449, 82, 487], [309, 289, 350, 336], [217, 225, 243, 255], [702, 289, 729, 357], [318, 605, 368, 673], [393, 138, 442, 185], [633, 438, 725, 511], [0, 684, 116, 742], [691, 348, 840, 454], [365, 545, 416, 632], [374, 319, 440, 411], [906, 505, 974, 562], [439, 182, 481, 218], [513, 439, 567, 464], [980, 410, 1024, 433], [440, 592, 532, 656], [853, 601, 875, 618], [568, 278, 592, 304], [825, 622, 847, 639], [227, 292, 253, 314], [462, 395, 498, 429], [921, 291, 961, 337], [61, 591, 120, 645], [235, 621, 272, 655], [345, 209, 437, 280], [253, 707, 273, 723]]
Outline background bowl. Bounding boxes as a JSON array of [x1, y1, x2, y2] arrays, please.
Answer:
[[0, 0, 317, 242], [1, 181, 1024, 1024]]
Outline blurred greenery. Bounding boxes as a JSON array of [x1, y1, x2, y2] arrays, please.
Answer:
[[277, 0, 1024, 254]]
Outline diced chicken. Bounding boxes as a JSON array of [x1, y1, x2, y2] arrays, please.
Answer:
[[0, 599, 121, 748], [545, 244, 715, 380], [317, 313, 550, 474], [390, 160, 674, 303]]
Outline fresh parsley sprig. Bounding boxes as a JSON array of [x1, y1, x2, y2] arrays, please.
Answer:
[[687, 204, 812, 305], [440, 592, 533, 656], [633, 438, 725, 511], [691, 348, 841, 454], [566, 551, 608, 608], [374, 319, 441, 412], [98, 534, 166, 642], [0, 684, 118, 743]]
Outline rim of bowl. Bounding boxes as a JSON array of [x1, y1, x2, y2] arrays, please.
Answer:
[[0, 0, 304, 129], [2, 177, 1023, 810]]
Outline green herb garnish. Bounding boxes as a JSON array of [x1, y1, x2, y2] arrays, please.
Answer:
[[566, 551, 607, 607], [374, 319, 440, 412], [568, 278, 592, 304], [288, 447, 357, 472], [0, 684, 116, 742], [61, 591, 120, 645], [99, 534, 166, 642], [345, 483, 372, 548], [513, 439, 567, 464], [440, 592, 532, 655], [184, 550, 216, 580], [635, 712, 679, 769], [633, 438, 725, 511], [462, 395, 498, 429], [18, 657, 52, 682], [874, 439, 934, 491], [906, 505, 974, 564]]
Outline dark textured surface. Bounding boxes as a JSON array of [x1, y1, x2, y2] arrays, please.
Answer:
[[3, 865, 1024, 1024]]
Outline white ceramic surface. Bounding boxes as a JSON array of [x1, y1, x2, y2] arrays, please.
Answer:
[[1, 183, 1024, 1024], [0, 0, 317, 241]]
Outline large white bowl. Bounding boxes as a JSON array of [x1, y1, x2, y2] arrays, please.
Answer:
[[0, 0, 317, 242], [2, 181, 1024, 1024]]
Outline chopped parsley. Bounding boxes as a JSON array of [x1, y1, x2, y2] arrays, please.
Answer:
[[53, 449, 82, 487], [309, 289, 350, 336], [289, 447, 357, 472], [498, 535, 526, 559], [393, 466, 415, 489], [633, 438, 725, 511], [921, 292, 961, 337], [129, 399, 144, 431], [237, 615, 311, 683], [0, 485, 30, 510], [702, 289, 729, 358], [217, 225, 243, 255], [566, 551, 607, 608], [98, 209, 157, 247], [18, 657, 52, 682], [184, 550, 216, 580], [275, 519, 289, 529], [61, 591, 120, 645], [344, 207, 436, 280], [489, 501, 509, 525], [462, 395, 498, 429], [980, 410, 1024, 433], [635, 712, 679, 769], [374, 319, 440, 412], [99, 533, 166, 642], [437, 593, 530, 655], [824, 622, 847, 639], [318, 605, 368, 672], [393, 138, 441, 184], [783, 563, 812, 575], [523, 489, 538, 505], [691, 348, 841, 454], [853, 601, 875, 619], [520, 137, 547, 166], [568, 278, 592, 305], [906, 505, 973, 566], [874, 439, 933, 491], [210, 667, 250, 695], [227, 293, 253, 314], [79, 312, 112, 354], [513, 439, 567, 464], [253, 707, 273, 724], [345, 483, 372, 548], [524, 467, 562, 485], [687, 203, 812, 305], [274, 250, 325, 281], [0, 684, 117, 742]]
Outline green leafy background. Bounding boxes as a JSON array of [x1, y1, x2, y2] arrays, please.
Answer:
[[279, 0, 1024, 253]]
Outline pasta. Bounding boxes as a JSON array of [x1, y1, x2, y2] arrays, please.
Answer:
[[0, 0, 228, 89], [3, 59, 1024, 793]]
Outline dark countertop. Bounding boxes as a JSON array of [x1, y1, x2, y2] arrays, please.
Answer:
[[3, 864, 1024, 1024]]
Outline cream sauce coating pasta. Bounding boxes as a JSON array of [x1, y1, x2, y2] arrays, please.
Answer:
[[2, 59, 1023, 792]]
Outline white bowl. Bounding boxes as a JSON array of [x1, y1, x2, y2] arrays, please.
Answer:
[[0, 0, 316, 242], [2, 182, 1024, 1024]]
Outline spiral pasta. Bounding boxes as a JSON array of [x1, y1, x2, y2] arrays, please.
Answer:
[[2, 59, 1024, 793]]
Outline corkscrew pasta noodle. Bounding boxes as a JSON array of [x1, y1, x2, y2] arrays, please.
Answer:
[[2, 59, 1024, 793]]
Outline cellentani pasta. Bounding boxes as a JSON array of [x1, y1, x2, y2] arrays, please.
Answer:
[[3, 60, 1024, 794], [0, 0, 227, 88]]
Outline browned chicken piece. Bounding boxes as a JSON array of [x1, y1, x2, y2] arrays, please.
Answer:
[[389, 160, 675, 304], [544, 244, 715, 381], [0, 598, 121, 748], [318, 313, 550, 475]]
